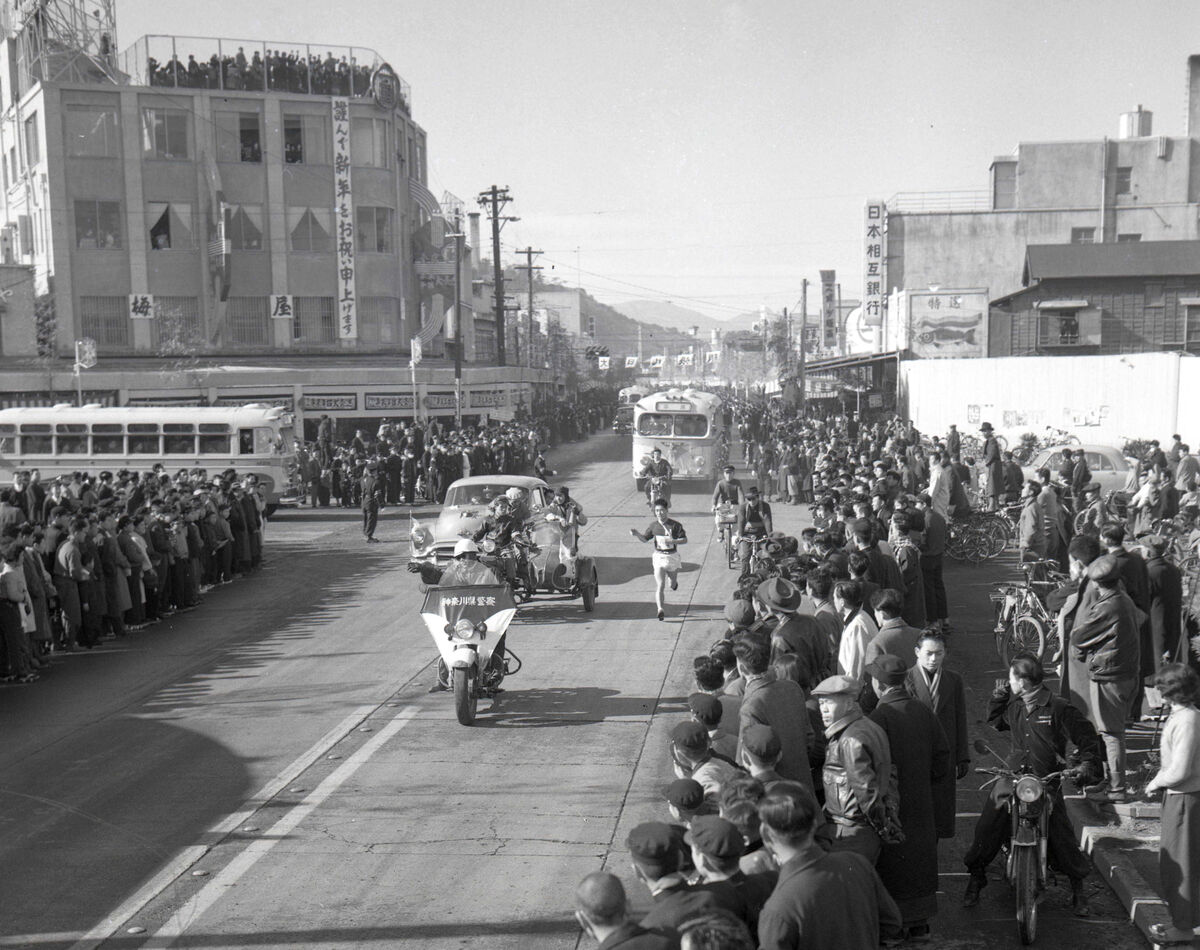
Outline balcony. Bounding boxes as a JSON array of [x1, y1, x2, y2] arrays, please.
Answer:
[[887, 190, 993, 214], [119, 36, 410, 113]]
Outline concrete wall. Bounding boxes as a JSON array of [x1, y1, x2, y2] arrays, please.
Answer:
[[900, 352, 1199, 446]]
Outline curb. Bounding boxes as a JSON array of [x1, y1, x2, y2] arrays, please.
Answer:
[[1065, 795, 1190, 949]]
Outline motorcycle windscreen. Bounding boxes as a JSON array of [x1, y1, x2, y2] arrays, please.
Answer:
[[526, 518, 563, 576], [420, 584, 518, 637]]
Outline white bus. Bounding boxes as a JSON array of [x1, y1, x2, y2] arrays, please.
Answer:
[[0, 404, 298, 507], [631, 388, 728, 485]]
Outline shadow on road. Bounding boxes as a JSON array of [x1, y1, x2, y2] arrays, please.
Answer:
[[475, 686, 689, 727]]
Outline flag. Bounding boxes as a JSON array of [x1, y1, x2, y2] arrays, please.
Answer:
[[649, 355, 665, 369], [624, 355, 638, 368], [676, 352, 693, 366], [598, 356, 610, 370], [705, 350, 720, 363]]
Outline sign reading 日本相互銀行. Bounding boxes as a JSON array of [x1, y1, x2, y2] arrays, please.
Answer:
[[863, 202, 886, 328]]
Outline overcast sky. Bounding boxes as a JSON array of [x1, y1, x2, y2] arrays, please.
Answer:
[[119, 0, 1200, 318]]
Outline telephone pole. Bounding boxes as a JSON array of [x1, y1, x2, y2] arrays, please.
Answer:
[[476, 186, 513, 366], [513, 246, 543, 368], [799, 278, 808, 413]]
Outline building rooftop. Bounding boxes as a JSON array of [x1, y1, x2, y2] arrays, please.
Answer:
[[1023, 240, 1200, 283]]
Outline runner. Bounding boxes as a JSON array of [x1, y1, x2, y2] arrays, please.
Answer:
[[629, 498, 687, 621]]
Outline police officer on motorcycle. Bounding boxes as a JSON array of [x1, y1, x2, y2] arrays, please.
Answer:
[[961, 653, 1103, 916], [427, 539, 508, 692], [639, 448, 673, 507], [469, 496, 523, 586]]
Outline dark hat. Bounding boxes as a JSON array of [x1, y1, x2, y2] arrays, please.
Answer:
[[671, 720, 710, 754], [627, 821, 680, 871], [1087, 554, 1122, 583], [864, 653, 908, 686], [688, 692, 723, 724], [812, 674, 862, 697], [980, 422, 994, 432], [744, 484, 760, 496], [722, 463, 735, 472], [757, 577, 802, 613], [1082, 481, 1101, 494], [741, 723, 781, 759], [685, 816, 745, 860], [1142, 534, 1168, 556], [723, 598, 756, 627], [662, 779, 705, 812]]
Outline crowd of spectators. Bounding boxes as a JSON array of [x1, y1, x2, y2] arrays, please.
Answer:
[[146, 47, 378, 99], [0, 467, 268, 684], [572, 402, 1200, 948]]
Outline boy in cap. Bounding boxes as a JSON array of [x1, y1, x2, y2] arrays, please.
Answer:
[[627, 822, 719, 932], [740, 724, 785, 790], [693, 655, 741, 730], [671, 720, 743, 803], [686, 815, 774, 939], [665, 778, 711, 826], [689, 692, 737, 760]]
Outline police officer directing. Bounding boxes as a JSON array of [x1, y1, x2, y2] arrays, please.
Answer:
[[961, 653, 1103, 916], [360, 461, 384, 543]]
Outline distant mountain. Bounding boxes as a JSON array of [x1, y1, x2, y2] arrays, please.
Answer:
[[612, 300, 727, 336], [580, 292, 698, 358]]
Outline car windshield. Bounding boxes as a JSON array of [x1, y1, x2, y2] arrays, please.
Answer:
[[445, 484, 540, 509]]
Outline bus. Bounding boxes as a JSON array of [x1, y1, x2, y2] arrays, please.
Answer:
[[631, 388, 727, 486], [618, 386, 646, 406], [0, 403, 298, 508]]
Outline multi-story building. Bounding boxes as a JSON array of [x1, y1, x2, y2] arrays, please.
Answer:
[[0, 2, 550, 431]]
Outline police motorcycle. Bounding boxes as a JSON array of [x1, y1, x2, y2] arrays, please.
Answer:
[[478, 524, 539, 602], [413, 540, 521, 726], [973, 738, 1083, 945]]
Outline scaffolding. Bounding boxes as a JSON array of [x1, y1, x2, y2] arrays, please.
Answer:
[[5, 0, 120, 96]]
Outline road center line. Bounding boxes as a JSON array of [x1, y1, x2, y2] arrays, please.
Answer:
[[142, 706, 419, 947]]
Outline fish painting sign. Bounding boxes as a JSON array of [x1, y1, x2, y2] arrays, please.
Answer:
[[906, 289, 988, 358]]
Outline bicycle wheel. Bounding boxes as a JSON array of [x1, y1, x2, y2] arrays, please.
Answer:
[[981, 519, 1010, 559], [1003, 613, 1046, 665]]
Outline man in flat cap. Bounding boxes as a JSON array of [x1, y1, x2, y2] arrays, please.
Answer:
[[811, 674, 895, 862], [980, 422, 1002, 511], [360, 460, 384, 543], [866, 655, 949, 942]]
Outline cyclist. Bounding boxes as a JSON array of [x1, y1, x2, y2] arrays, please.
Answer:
[[630, 497, 687, 621], [735, 485, 773, 577], [711, 464, 745, 508]]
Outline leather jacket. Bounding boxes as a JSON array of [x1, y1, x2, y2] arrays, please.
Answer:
[[821, 709, 894, 831]]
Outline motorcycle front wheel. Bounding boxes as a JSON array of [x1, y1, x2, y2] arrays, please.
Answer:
[[453, 666, 477, 726], [1013, 845, 1039, 945]]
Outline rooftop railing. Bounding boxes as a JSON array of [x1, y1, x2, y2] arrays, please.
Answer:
[[887, 190, 993, 213], [119, 36, 410, 113]]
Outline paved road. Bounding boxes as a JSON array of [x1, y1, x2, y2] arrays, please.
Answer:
[[0, 433, 1149, 949]]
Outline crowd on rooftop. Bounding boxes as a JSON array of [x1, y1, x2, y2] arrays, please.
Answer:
[[145, 47, 380, 99]]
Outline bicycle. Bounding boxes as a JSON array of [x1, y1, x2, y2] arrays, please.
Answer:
[[713, 502, 739, 570], [989, 558, 1068, 666]]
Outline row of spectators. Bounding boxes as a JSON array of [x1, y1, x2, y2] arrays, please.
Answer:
[[0, 467, 268, 684], [145, 48, 379, 99]]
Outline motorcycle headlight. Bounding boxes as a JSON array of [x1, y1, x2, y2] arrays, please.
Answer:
[[1015, 776, 1043, 803], [411, 526, 431, 549], [453, 619, 476, 640], [482, 539, 496, 553]]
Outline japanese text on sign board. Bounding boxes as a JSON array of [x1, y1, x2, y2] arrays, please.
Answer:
[[863, 202, 887, 328], [331, 97, 356, 340], [819, 270, 837, 349], [129, 294, 155, 320], [270, 294, 293, 319]]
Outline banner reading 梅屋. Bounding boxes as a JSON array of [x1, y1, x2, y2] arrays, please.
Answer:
[[332, 97, 356, 340]]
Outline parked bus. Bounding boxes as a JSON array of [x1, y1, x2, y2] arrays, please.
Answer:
[[0, 403, 298, 508], [618, 386, 646, 406], [631, 389, 727, 487]]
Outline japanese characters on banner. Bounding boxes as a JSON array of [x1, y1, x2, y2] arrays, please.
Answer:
[[129, 294, 155, 320], [863, 201, 887, 328], [269, 294, 293, 320], [819, 270, 837, 349], [624, 355, 639, 368], [597, 355, 610, 370], [331, 97, 357, 340]]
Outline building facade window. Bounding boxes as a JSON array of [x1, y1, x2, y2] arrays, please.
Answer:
[[228, 296, 270, 345], [1070, 227, 1095, 244], [24, 113, 38, 165], [148, 202, 193, 250], [65, 105, 119, 157], [79, 296, 129, 346], [1038, 307, 1101, 349], [214, 110, 262, 163], [227, 204, 263, 249], [74, 200, 122, 248], [1145, 282, 1165, 307], [1117, 233, 1142, 243], [293, 296, 335, 342], [350, 117, 389, 167], [1186, 306, 1200, 352], [283, 114, 330, 164], [358, 296, 399, 343], [1115, 166, 1132, 195], [142, 108, 190, 159], [355, 206, 393, 253], [153, 296, 203, 348], [287, 206, 332, 251]]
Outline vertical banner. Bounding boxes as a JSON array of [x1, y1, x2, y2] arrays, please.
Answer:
[[820, 269, 837, 349], [863, 201, 887, 328], [331, 97, 357, 340]]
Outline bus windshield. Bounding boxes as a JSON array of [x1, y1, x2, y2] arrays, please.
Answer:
[[636, 413, 709, 437], [674, 414, 709, 437], [636, 414, 673, 437]]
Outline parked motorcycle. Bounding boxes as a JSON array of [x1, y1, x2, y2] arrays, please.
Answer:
[[973, 738, 1080, 945], [420, 584, 519, 725]]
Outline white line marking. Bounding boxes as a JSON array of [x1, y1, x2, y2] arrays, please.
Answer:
[[143, 706, 418, 947], [66, 704, 377, 950]]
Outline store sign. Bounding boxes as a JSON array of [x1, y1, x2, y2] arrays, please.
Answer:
[[303, 393, 357, 411], [212, 394, 295, 410], [469, 390, 507, 408], [0, 390, 117, 408], [863, 202, 886, 328], [331, 97, 357, 340], [269, 294, 294, 320], [423, 393, 457, 409], [820, 270, 837, 348], [907, 290, 987, 359], [364, 393, 416, 411], [129, 294, 155, 320]]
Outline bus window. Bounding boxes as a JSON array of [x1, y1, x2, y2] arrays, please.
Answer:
[[253, 428, 278, 454], [636, 413, 673, 437], [674, 415, 709, 438], [92, 423, 124, 455], [0, 424, 15, 454], [199, 423, 232, 455], [20, 424, 52, 454], [163, 423, 196, 455], [238, 429, 254, 454], [55, 424, 89, 455], [128, 423, 160, 455]]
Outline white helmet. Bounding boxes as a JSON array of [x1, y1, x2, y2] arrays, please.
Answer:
[[453, 538, 480, 557], [505, 487, 524, 503]]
